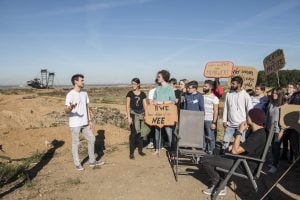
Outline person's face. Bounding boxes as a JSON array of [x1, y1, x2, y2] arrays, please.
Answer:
[[230, 81, 239, 91], [157, 73, 164, 84], [75, 77, 84, 88], [296, 84, 300, 91], [203, 83, 211, 93], [131, 81, 139, 90], [171, 83, 177, 89], [179, 81, 185, 90], [272, 91, 278, 100], [287, 84, 295, 95], [187, 86, 197, 94], [255, 87, 263, 96]]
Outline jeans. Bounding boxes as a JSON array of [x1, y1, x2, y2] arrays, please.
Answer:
[[155, 126, 173, 151], [222, 126, 246, 149], [202, 155, 244, 185], [71, 125, 96, 166], [204, 120, 216, 153]]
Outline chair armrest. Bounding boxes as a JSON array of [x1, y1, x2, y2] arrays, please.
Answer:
[[174, 132, 181, 139], [224, 153, 263, 162]]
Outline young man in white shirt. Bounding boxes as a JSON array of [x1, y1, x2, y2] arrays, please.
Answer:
[[65, 74, 104, 170], [203, 80, 219, 154], [222, 76, 253, 150]]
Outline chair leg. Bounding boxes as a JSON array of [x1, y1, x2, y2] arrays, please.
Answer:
[[242, 160, 258, 191], [175, 141, 179, 182], [211, 159, 241, 200]]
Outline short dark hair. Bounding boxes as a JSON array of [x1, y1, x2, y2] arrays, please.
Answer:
[[157, 70, 170, 82], [246, 89, 255, 96], [188, 80, 198, 89], [255, 83, 266, 91], [131, 78, 140, 84], [169, 78, 177, 85], [231, 76, 243, 86], [204, 80, 214, 87], [71, 74, 84, 85]]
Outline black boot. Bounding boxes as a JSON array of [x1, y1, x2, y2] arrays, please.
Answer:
[[130, 153, 135, 160], [138, 137, 146, 156]]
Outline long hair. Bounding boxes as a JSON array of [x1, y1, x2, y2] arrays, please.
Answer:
[[270, 87, 285, 106]]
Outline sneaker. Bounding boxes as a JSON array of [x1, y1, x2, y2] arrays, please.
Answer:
[[75, 165, 84, 171], [89, 159, 105, 167], [203, 186, 226, 196], [203, 185, 215, 195], [153, 150, 159, 156], [268, 165, 278, 173], [147, 142, 154, 149]]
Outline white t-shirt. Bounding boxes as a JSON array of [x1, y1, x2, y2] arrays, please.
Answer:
[[204, 93, 219, 121], [148, 88, 156, 100], [65, 89, 90, 127]]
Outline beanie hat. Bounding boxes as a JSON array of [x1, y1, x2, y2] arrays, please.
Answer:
[[248, 108, 266, 126]]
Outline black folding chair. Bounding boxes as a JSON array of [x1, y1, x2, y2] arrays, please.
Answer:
[[211, 121, 277, 200], [174, 110, 207, 181]]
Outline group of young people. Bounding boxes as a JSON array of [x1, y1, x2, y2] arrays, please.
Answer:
[[64, 71, 300, 197], [125, 70, 223, 159]]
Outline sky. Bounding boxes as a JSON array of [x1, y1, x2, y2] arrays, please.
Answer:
[[0, 0, 300, 85]]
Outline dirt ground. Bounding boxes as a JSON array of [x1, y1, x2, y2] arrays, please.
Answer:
[[0, 89, 299, 200]]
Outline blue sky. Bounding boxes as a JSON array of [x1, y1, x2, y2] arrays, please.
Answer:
[[0, 0, 300, 85]]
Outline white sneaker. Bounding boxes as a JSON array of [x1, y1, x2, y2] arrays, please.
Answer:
[[147, 142, 154, 149], [268, 165, 278, 173], [203, 186, 226, 196], [75, 165, 84, 171], [89, 159, 105, 167]]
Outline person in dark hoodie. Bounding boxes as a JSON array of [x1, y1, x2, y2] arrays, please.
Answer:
[[183, 80, 205, 111]]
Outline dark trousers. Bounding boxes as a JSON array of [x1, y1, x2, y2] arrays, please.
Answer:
[[283, 129, 300, 160], [202, 155, 243, 186], [129, 114, 143, 155]]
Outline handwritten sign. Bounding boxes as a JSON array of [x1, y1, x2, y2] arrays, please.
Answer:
[[228, 66, 258, 89], [144, 104, 178, 128], [280, 104, 300, 133], [204, 61, 234, 78], [263, 49, 285, 75]]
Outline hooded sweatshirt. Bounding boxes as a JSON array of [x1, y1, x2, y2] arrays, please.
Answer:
[[223, 89, 253, 127]]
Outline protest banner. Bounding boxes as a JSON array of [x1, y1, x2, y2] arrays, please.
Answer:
[[228, 66, 258, 89], [280, 104, 300, 133], [204, 61, 234, 78], [144, 104, 178, 128], [263, 49, 285, 75]]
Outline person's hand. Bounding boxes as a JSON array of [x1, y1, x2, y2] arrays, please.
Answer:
[[68, 103, 77, 110], [239, 121, 248, 133], [210, 123, 216, 130], [128, 117, 133, 125], [223, 122, 228, 128], [278, 129, 284, 140], [228, 145, 233, 152]]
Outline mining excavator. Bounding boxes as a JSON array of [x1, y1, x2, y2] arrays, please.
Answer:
[[27, 69, 55, 89]]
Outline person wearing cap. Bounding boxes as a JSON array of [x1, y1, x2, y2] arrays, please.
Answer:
[[201, 108, 267, 197]]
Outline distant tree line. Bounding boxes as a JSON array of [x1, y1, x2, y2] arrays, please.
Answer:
[[257, 69, 300, 88]]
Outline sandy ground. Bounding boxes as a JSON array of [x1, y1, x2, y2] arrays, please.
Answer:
[[0, 90, 299, 200]]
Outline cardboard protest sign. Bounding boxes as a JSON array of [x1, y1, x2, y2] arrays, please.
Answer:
[[145, 104, 178, 128], [280, 104, 300, 133], [204, 61, 234, 78], [263, 49, 285, 75], [228, 66, 258, 89]]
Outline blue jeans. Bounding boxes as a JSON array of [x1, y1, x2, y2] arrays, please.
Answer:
[[155, 126, 173, 151], [204, 120, 216, 153], [222, 126, 246, 149]]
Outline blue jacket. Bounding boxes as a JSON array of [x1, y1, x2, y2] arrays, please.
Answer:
[[183, 92, 205, 111]]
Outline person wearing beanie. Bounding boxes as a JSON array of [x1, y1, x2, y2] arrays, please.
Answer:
[[200, 108, 266, 197]]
